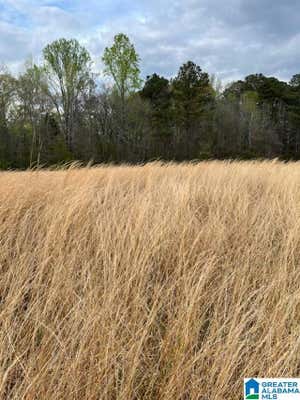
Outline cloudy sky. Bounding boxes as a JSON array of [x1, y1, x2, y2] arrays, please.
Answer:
[[0, 0, 299, 83]]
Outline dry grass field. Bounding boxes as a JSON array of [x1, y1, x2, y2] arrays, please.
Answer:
[[1, 160, 300, 399]]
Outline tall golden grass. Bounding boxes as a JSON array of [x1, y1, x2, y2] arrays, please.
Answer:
[[0, 160, 300, 399]]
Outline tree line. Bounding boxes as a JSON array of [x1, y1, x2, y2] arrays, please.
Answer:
[[1, 33, 300, 169]]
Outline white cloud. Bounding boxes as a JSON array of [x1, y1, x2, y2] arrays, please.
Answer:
[[0, 0, 300, 82]]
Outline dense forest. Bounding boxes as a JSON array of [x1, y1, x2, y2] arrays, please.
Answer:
[[1, 33, 300, 168]]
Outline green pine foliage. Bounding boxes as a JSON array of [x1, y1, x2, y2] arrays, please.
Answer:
[[1, 35, 300, 168]]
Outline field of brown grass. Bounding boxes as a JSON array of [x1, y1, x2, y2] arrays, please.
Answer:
[[0, 161, 300, 399]]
